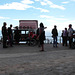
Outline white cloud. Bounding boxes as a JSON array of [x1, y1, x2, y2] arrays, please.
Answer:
[[40, 15, 68, 20], [0, 16, 10, 19], [50, 4, 65, 10], [45, 0, 53, 5], [40, 0, 66, 10], [62, 1, 69, 4], [40, 15, 53, 18], [40, 8, 49, 12], [47, 1, 65, 10], [41, 2, 47, 5], [0, 0, 49, 12], [39, 15, 75, 30], [13, 19, 20, 21], [35, 0, 40, 1], [33, 7, 49, 12], [21, 0, 34, 4], [0, 0, 34, 10], [54, 18, 68, 20], [13, 18, 27, 21], [39, 15, 70, 30], [71, 0, 75, 1], [0, 2, 33, 10]]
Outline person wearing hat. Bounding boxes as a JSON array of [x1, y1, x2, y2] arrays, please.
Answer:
[[52, 25, 58, 47], [67, 24, 74, 48]]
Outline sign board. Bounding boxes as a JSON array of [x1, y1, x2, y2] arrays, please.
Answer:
[[19, 20, 38, 30]]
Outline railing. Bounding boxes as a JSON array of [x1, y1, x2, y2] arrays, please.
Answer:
[[0, 36, 2, 42], [0, 36, 62, 44], [0, 36, 2, 40], [45, 36, 62, 44]]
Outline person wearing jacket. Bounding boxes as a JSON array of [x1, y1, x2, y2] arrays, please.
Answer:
[[8, 24, 13, 46], [2, 22, 8, 48], [52, 25, 58, 47], [67, 24, 74, 48]]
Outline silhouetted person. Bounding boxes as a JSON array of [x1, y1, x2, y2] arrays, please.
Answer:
[[14, 26, 20, 44], [8, 24, 13, 46], [2, 22, 8, 48], [67, 24, 74, 48], [36, 28, 40, 47], [61, 30, 64, 45], [52, 25, 58, 47], [38, 22, 46, 51], [61, 28, 68, 46]]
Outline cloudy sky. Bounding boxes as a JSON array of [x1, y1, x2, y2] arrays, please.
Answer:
[[0, 0, 75, 32]]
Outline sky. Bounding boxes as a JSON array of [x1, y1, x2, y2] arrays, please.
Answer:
[[0, 0, 75, 35]]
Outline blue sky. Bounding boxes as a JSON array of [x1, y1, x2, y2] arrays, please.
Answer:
[[0, 0, 75, 33]]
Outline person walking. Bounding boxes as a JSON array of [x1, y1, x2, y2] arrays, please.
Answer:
[[67, 24, 74, 48], [2, 22, 8, 48], [52, 25, 58, 47]]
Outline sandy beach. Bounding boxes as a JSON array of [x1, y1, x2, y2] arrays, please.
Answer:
[[0, 43, 75, 75]]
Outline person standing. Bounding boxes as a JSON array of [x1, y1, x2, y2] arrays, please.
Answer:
[[14, 26, 20, 44], [61, 28, 68, 46], [38, 22, 46, 51], [52, 25, 58, 47], [61, 30, 64, 46], [67, 24, 74, 48], [8, 24, 13, 47], [36, 28, 40, 47], [2, 22, 8, 48], [63, 28, 68, 46]]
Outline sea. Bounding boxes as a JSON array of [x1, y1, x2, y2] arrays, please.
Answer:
[[0, 30, 62, 43]]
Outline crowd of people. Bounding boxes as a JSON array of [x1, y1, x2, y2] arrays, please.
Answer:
[[61, 24, 74, 48], [1, 22, 46, 51], [1, 22, 75, 51], [2, 22, 13, 48], [2, 22, 20, 48], [52, 24, 75, 48]]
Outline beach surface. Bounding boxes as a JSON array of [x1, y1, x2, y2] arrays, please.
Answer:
[[0, 43, 75, 75]]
